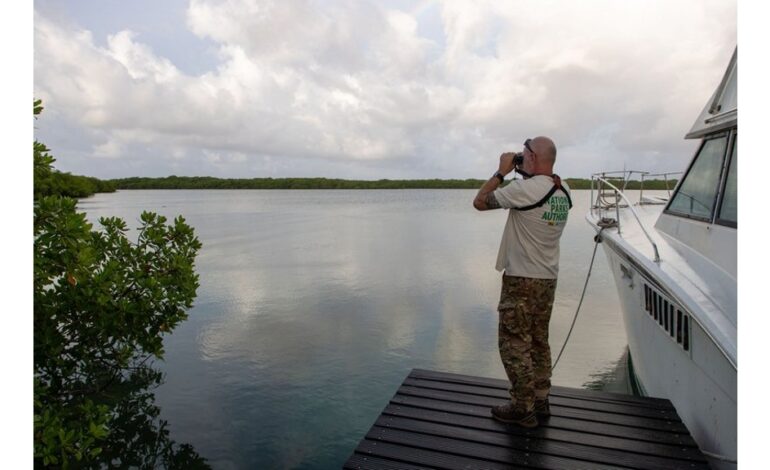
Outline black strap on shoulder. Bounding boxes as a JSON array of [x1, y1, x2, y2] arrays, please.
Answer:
[[515, 168, 533, 179], [552, 174, 573, 209], [514, 173, 573, 211]]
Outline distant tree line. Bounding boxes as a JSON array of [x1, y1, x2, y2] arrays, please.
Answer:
[[110, 176, 485, 189], [109, 175, 677, 191], [573, 178, 679, 190], [33, 141, 116, 198], [34, 171, 117, 198]]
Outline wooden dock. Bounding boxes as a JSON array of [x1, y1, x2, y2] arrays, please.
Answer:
[[345, 369, 710, 469]]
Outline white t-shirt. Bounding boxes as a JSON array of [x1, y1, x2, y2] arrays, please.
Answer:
[[492, 175, 571, 279]]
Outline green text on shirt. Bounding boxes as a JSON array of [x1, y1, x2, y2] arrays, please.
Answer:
[[542, 196, 569, 224]]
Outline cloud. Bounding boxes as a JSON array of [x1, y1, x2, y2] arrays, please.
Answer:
[[92, 138, 123, 159], [34, 0, 736, 179], [107, 31, 181, 83]]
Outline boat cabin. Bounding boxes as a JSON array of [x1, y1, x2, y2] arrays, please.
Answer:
[[657, 48, 737, 280]]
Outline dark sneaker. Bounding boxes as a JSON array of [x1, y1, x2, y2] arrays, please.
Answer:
[[490, 403, 538, 428], [534, 399, 551, 417]]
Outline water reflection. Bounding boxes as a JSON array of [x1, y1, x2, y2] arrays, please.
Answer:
[[43, 364, 210, 469], [582, 348, 632, 393], [80, 189, 642, 468]]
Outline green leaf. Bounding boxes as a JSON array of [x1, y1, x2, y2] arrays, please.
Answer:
[[34, 98, 204, 467]]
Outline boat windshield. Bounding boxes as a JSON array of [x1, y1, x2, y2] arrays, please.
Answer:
[[717, 136, 737, 226], [666, 133, 729, 221]]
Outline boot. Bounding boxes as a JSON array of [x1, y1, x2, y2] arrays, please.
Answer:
[[534, 398, 551, 417], [490, 403, 538, 428]]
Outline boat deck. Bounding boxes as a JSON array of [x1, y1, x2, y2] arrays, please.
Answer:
[[345, 368, 710, 469]]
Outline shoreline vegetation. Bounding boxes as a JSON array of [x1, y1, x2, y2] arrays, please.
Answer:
[[106, 176, 678, 192], [46, 174, 679, 198], [35, 170, 118, 198], [35, 99, 209, 466]]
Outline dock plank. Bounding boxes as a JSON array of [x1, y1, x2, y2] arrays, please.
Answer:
[[366, 427, 629, 470], [410, 368, 675, 408], [388, 395, 696, 446], [380, 404, 704, 459], [397, 385, 688, 433], [352, 440, 525, 470], [343, 453, 434, 470], [372, 416, 708, 470], [347, 369, 710, 469], [402, 377, 680, 420]]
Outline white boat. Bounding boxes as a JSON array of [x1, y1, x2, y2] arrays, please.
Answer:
[[586, 48, 737, 469]]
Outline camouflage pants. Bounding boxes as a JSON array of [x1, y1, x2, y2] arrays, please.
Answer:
[[498, 274, 557, 413]]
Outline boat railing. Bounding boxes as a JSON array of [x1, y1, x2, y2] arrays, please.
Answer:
[[591, 170, 642, 208], [640, 171, 683, 203], [590, 172, 661, 263]]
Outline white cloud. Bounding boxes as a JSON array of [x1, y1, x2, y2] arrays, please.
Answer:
[[34, 0, 736, 179], [107, 31, 181, 83], [92, 138, 123, 159]]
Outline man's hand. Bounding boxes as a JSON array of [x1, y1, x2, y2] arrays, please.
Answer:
[[473, 151, 518, 211], [498, 152, 517, 176]]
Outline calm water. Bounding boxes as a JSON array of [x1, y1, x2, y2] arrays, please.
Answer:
[[78, 189, 635, 469]]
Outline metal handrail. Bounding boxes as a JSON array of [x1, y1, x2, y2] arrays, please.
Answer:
[[591, 175, 661, 263], [640, 171, 682, 199], [592, 170, 649, 192]]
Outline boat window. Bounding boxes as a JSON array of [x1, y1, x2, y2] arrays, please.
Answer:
[[717, 136, 737, 225], [677, 310, 683, 344], [667, 135, 728, 220]]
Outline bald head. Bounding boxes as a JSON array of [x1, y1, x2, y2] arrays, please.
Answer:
[[532, 136, 556, 163], [530, 136, 557, 173]]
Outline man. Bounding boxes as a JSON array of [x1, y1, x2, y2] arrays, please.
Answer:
[[473, 136, 571, 428]]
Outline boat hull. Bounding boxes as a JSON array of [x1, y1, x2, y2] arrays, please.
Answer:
[[599, 238, 736, 469]]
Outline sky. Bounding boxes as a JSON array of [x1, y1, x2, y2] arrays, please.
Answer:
[[32, 0, 737, 180]]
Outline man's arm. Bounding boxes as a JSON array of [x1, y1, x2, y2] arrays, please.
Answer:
[[473, 177, 503, 210], [473, 152, 517, 211]]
